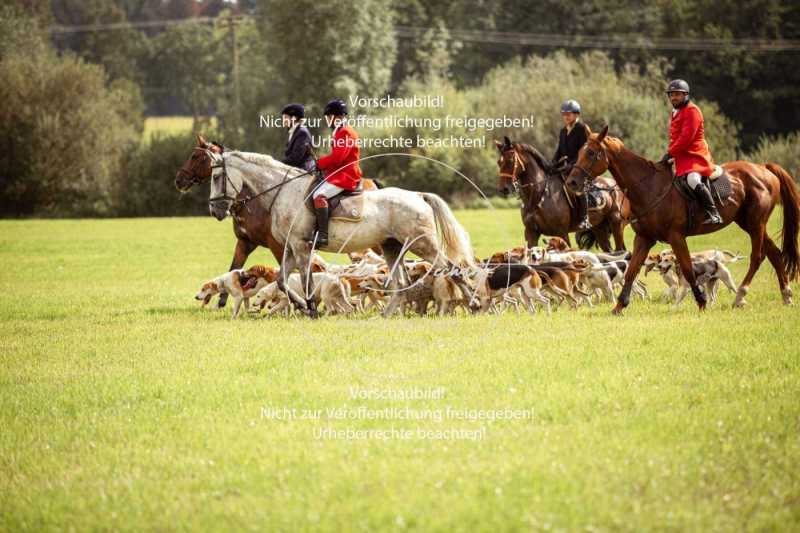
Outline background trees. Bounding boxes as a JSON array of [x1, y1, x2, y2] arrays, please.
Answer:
[[1, 0, 798, 216]]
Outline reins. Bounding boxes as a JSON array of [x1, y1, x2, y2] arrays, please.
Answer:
[[204, 149, 316, 215]]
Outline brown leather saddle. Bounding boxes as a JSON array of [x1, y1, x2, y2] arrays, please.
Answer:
[[305, 178, 365, 222], [674, 165, 733, 229]]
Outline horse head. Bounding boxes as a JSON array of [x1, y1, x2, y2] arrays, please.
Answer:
[[495, 136, 531, 197], [566, 125, 610, 194], [174, 134, 223, 192]]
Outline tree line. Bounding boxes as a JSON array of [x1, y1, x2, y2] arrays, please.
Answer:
[[1, 0, 798, 216]]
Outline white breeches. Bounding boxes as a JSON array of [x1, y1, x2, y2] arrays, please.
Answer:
[[687, 171, 702, 190], [312, 181, 345, 199]]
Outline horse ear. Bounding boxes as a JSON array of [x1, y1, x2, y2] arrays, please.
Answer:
[[597, 125, 609, 143], [503, 135, 512, 148], [197, 134, 207, 147], [494, 139, 504, 152]]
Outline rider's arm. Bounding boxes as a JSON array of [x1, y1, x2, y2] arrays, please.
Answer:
[[283, 129, 309, 167], [668, 107, 701, 157], [317, 129, 352, 171], [552, 129, 565, 163]]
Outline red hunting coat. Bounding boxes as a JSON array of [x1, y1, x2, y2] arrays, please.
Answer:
[[317, 124, 363, 191], [668, 101, 714, 176]]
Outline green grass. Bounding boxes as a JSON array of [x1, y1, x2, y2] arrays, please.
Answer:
[[1, 210, 798, 531]]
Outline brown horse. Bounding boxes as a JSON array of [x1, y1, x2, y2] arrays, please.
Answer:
[[174, 135, 380, 308], [495, 136, 628, 252], [566, 126, 800, 314]]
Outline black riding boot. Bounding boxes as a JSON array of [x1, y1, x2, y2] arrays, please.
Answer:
[[578, 193, 592, 229], [694, 180, 722, 224], [313, 204, 329, 247]]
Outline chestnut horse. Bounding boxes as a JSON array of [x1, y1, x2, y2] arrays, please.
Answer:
[[566, 126, 800, 314], [175, 135, 380, 308], [495, 136, 628, 251]]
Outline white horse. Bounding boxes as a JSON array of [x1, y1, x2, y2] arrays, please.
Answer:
[[204, 150, 475, 317]]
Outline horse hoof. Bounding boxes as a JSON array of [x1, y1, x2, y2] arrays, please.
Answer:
[[782, 288, 793, 305], [611, 304, 624, 316], [733, 300, 747, 308]]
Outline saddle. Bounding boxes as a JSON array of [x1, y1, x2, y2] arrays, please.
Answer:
[[305, 178, 364, 222], [555, 167, 608, 211], [586, 187, 607, 210], [674, 165, 733, 229]]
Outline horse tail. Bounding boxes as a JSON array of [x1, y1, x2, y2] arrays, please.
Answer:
[[421, 193, 475, 268], [766, 163, 800, 281], [576, 229, 596, 250]]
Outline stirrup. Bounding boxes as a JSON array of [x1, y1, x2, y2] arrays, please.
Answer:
[[579, 218, 592, 229], [704, 211, 722, 225], [310, 231, 328, 247]]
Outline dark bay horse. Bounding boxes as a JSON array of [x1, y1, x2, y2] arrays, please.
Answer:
[[174, 135, 380, 308], [495, 137, 628, 252], [566, 126, 800, 313]]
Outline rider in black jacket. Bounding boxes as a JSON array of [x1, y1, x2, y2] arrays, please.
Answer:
[[281, 103, 315, 171], [552, 99, 591, 229]]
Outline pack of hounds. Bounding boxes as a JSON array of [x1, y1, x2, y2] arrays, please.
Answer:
[[195, 236, 743, 318]]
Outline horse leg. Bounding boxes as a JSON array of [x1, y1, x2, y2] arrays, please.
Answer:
[[763, 235, 793, 305], [612, 233, 655, 315], [381, 239, 407, 317], [295, 248, 320, 319], [218, 238, 256, 308], [593, 225, 612, 253], [611, 216, 626, 251], [525, 226, 540, 250], [733, 222, 766, 307], [670, 235, 707, 311], [277, 252, 310, 315]]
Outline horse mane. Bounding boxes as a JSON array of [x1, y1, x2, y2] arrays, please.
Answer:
[[599, 135, 659, 173], [229, 151, 279, 167], [515, 143, 550, 171]]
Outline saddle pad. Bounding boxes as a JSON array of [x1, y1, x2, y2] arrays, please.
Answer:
[[711, 172, 732, 202], [587, 189, 607, 210], [331, 194, 364, 222], [304, 178, 364, 222]]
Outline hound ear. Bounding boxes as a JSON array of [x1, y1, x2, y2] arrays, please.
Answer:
[[597, 125, 609, 143], [197, 134, 207, 147]]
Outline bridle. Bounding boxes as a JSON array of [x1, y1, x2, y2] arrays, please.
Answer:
[[571, 144, 604, 194], [206, 150, 242, 210], [572, 141, 673, 223], [205, 149, 318, 216], [498, 147, 528, 193]]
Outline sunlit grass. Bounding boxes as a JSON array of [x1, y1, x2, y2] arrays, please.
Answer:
[[0, 211, 798, 531]]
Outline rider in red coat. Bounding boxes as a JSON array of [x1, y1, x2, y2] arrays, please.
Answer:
[[659, 79, 721, 224], [311, 98, 363, 246]]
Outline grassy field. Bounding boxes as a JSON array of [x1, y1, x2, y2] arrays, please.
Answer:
[[1, 210, 798, 531], [142, 116, 216, 144]]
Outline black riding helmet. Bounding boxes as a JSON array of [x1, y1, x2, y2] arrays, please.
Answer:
[[323, 98, 348, 116], [665, 79, 690, 94], [281, 103, 305, 119]]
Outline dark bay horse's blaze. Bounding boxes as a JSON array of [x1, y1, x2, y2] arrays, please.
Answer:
[[566, 126, 800, 314], [175, 135, 381, 308], [495, 137, 628, 252]]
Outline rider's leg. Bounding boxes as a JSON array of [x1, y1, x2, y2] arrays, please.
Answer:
[[310, 182, 343, 247], [578, 193, 591, 229], [688, 171, 722, 224]]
